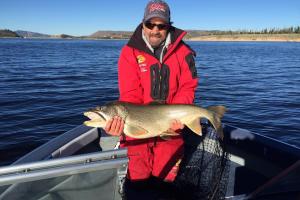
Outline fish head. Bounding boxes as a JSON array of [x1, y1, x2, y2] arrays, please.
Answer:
[[83, 104, 119, 127], [83, 110, 106, 128]]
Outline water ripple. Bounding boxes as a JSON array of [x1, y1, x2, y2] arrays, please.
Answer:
[[0, 39, 299, 165]]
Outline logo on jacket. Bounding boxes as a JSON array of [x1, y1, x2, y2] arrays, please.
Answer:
[[137, 55, 146, 64], [137, 55, 147, 72]]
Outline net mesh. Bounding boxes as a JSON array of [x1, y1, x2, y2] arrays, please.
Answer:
[[174, 122, 230, 200]]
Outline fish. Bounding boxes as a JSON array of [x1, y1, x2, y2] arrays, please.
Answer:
[[83, 101, 227, 139]]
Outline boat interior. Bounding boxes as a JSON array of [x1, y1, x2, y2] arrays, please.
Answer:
[[0, 123, 299, 200]]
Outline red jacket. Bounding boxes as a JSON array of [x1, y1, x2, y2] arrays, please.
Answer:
[[118, 24, 198, 105]]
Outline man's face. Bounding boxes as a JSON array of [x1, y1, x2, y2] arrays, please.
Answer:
[[143, 17, 169, 48]]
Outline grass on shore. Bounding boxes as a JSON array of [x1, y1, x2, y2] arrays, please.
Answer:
[[188, 33, 300, 42]]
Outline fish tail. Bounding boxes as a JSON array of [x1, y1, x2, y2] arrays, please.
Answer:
[[207, 106, 227, 118], [207, 106, 227, 139]]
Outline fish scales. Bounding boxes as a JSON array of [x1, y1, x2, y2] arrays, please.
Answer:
[[84, 101, 227, 139]]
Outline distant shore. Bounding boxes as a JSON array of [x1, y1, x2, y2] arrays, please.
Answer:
[[1, 34, 300, 42], [2, 27, 300, 42], [188, 33, 300, 42]]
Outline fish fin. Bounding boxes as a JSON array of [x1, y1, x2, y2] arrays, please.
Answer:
[[123, 124, 149, 138], [160, 131, 180, 140], [160, 135, 172, 140], [207, 106, 227, 118], [161, 131, 180, 136], [209, 118, 224, 140], [186, 118, 202, 135]]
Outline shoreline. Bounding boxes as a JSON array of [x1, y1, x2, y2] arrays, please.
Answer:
[[1, 34, 300, 42], [188, 38, 300, 42], [187, 34, 300, 42]]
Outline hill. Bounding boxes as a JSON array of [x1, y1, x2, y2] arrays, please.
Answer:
[[16, 30, 50, 38], [87, 29, 300, 42], [15, 30, 75, 39], [0, 29, 21, 38], [185, 30, 222, 39], [89, 31, 132, 39], [50, 34, 75, 39]]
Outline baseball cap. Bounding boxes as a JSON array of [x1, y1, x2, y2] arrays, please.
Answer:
[[143, 0, 171, 23]]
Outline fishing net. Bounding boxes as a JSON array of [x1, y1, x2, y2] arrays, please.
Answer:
[[174, 121, 230, 200], [120, 121, 230, 200]]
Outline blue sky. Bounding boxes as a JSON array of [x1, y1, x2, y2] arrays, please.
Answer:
[[1, 0, 299, 36]]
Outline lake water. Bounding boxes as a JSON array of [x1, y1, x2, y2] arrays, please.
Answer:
[[0, 39, 299, 166]]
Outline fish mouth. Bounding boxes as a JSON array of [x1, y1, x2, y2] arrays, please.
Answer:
[[83, 111, 106, 128], [84, 111, 105, 120]]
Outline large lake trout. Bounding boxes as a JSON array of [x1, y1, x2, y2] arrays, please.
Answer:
[[84, 101, 227, 139]]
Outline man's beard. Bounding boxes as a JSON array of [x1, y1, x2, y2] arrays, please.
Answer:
[[149, 33, 163, 48]]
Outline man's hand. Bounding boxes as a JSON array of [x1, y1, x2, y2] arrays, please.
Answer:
[[169, 119, 184, 133], [104, 116, 125, 136]]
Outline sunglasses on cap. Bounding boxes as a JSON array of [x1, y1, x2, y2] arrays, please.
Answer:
[[144, 22, 170, 30]]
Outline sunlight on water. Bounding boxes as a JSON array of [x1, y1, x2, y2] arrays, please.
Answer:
[[0, 39, 299, 165]]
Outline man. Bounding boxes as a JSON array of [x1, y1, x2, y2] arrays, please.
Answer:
[[105, 0, 198, 197]]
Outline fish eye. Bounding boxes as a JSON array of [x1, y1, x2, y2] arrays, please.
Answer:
[[95, 106, 101, 110], [100, 106, 107, 111]]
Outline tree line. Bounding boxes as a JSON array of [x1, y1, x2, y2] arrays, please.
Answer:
[[212, 26, 300, 35], [0, 29, 21, 37]]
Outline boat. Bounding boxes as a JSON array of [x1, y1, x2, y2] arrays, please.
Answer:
[[0, 123, 299, 200]]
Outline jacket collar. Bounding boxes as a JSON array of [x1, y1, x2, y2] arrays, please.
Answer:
[[127, 23, 186, 58]]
